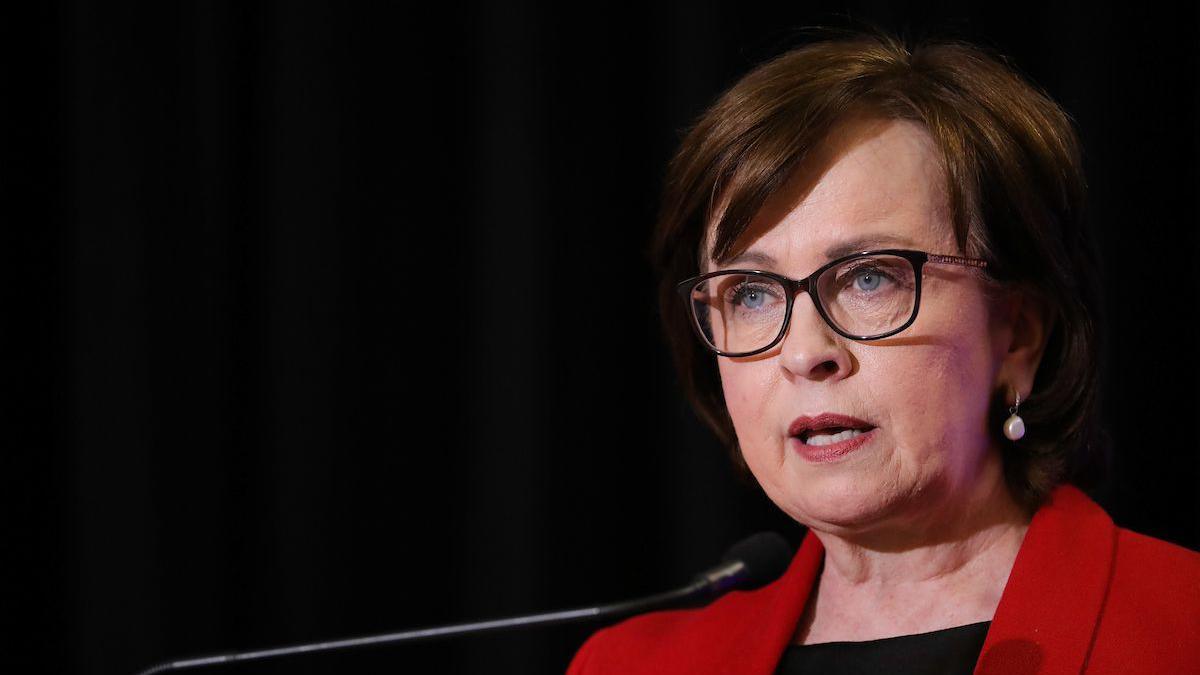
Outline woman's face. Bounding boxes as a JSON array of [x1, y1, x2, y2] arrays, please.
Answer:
[[708, 117, 1022, 540]]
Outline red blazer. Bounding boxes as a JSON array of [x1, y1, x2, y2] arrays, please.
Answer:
[[567, 485, 1200, 674]]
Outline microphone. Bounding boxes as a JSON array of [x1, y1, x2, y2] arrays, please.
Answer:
[[133, 531, 793, 675]]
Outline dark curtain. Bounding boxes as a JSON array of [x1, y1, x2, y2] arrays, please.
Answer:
[[13, 2, 1198, 674]]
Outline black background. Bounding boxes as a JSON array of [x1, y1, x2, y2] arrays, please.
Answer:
[[11, 2, 1198, 674]]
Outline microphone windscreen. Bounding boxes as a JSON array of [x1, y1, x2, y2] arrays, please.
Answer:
[[721, 531, 794, 590]]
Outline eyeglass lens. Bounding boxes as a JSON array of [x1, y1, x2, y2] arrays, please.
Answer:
[[690, 253, 918, 353]]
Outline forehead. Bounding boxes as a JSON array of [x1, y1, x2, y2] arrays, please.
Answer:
[[706, 117, 955, 272]]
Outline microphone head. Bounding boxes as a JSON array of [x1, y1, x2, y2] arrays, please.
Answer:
[[720, 531, 794, 591]]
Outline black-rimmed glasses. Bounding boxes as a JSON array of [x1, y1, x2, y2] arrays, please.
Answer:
[[676, 249, 989, 357]]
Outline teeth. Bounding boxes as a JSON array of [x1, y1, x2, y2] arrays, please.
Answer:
[[805, 428, 867, 446]]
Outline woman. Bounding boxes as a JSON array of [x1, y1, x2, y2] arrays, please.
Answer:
[[568, 29, 1199, 674]]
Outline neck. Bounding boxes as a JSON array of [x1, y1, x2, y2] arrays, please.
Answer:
[[797, 456, 1032, 643]]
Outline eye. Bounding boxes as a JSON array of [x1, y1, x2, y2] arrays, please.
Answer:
[[721, 277, 784, 312], [854, 269, 886, 292], [733, 284, 770, 309], [837, 261, 901, 294]]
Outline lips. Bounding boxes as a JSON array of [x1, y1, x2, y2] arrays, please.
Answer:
[[788, 413, 876, 443]]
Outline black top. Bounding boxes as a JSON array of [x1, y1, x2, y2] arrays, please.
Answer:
[[774, 620, 991, 675]]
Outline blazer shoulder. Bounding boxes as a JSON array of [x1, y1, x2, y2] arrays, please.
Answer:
[[1085, 526, 1200, 673], [565, 609, 689, 674], [1114, 526, 1200, 571], [1108, 525, 1200, 606]]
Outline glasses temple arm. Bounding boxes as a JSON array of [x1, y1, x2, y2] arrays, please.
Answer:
[[927, 253, 988, 269]]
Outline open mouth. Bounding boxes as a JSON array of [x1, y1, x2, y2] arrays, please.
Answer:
[[789, 413, 877, 447], [800, 427, 873, 446]]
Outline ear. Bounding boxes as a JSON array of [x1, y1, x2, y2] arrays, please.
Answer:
[[993, 287, 1055, 404]]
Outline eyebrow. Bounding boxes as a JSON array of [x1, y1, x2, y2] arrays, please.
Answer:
[[722, 250, 778, 268], [720, 234, 921, 269], [824, 234, 920, 259]]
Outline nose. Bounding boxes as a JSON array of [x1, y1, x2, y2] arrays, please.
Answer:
[[779, 293, 853, 382]]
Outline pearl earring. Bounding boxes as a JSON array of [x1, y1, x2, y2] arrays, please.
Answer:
[[1003, 389, 1026, 441]]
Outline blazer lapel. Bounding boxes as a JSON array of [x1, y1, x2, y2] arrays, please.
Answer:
[[706, 529, 825, 674], [975, 484, 1117, 675]]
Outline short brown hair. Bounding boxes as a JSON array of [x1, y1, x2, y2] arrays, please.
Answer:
[[651, 27, 1109, 511]]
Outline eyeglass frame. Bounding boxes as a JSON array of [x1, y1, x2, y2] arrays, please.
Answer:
[[675, 249, 990, 357]]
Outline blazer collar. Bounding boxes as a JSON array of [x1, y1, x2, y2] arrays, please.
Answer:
[[974, 484, 1117, 674]]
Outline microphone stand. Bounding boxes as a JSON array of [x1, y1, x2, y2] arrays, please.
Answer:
[[134, 577, 718, 675]]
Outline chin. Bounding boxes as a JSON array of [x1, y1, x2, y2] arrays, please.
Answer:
[[765, 469, 911, 532], [791, 494, 896, 531]]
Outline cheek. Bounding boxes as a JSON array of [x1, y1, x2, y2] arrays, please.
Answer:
[[717, 360, 778, 440], [866, 331, 995, 461], [892, 285, 998, 424]]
